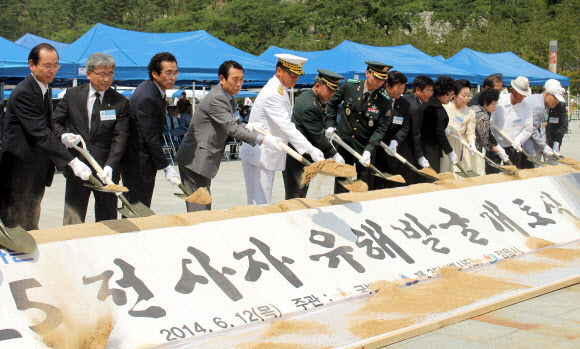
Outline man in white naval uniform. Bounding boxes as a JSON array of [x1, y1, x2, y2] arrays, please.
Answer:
[[239, 54, 325, 205]]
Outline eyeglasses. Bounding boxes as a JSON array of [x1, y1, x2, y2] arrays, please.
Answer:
[[90, 70, 115, 79], [423, 89, 434, 95], [40, 64, 61, 70], [161, 70, 180, 78], [282, 67, 298, 78]]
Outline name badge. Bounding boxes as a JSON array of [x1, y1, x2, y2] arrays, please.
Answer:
[[513, 118, 522, 125], [100, 110, 116, 121], [454, 116, 464, 124], [393, 116, 404, 125], [549, 117, 559, 123]]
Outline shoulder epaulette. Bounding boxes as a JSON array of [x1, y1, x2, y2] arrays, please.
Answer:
[[277, 84, 284, 95], [380, 90, 392, 101], [346, 79, 359, 83]]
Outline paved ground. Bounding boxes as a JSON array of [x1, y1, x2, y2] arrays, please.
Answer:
[[38, 120, 580, 348]]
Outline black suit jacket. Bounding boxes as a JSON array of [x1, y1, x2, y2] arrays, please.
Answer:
[[2, 75, 74, 184], [122, 79, 170, 177], [52, 83, 130, 173], [421, 95, 453, 155], [382, 96, 410, 146], [402, 94, 424, 160], [546, 101, 567, 147]]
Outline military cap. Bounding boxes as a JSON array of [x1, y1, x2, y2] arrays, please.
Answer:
[[275, 53, 308, 76], [365, 61, 392, 80], [316, 69, 345, 91]]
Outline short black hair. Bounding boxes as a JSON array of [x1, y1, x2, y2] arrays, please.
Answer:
[[483, 75, 502, 89], [386, 70, 408, 86], [412, 76, 434, 91], [477, 88, 501, 106], [29, 43, 58, 65], [148, 52, 177, 80], [434, 75, 455, 97], [454, 79, 471, 95], [218, 60, 244, 80]]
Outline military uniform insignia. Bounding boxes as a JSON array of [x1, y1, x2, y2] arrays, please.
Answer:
[[277, 84, 284, 95], [345, 108, 351, 115], [346, 79, 359, 83], [369, 120, 374, 127], [380, 90, 391, 102]]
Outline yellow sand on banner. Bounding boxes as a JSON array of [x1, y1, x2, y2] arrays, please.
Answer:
[[301, 159, 357, 186], [185, 187, 212, 204], [30, 165, 579, 244]]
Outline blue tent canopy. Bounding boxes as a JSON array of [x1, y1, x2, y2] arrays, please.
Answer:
[[433, 55, 445, 62], [301, 41, 479, 85], [259, 46, 330, 63], [446, 48, 570, 86], [58, 23, 275, 85], [0, 36, 33, 81], [14, 33, 69, 51], [236, 90, 258, 98]]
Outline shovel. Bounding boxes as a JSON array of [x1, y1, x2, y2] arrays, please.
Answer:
[[490, 123, 549, 167], [445, 132, 511, 173], [379, 141, 440, 181], [172, 177, 212, 204], [69, 137, 155, 218], [331, 134, 405, 184], [0, 218, 37, 253]]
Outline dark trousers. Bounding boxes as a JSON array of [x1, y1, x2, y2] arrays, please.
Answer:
[[178, 165, 212, 212], [422, 144, 443, 173], [374, 143, 408, 189], [334, 147, 374, 194], [121, 167, 156, 208], [485, 151, 502, 175], [0, 152, 51, 230], [504, 146, 523, 169], [62, 167, 118, 225], [519, 153, 536, 169], [283, 154, 308, 200]]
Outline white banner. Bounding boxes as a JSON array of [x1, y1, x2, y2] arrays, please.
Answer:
[[1, 173, 579, 348]]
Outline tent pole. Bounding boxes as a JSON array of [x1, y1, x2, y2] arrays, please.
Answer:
[[73, 78, 77, 87], [192, 81, 196, 112]]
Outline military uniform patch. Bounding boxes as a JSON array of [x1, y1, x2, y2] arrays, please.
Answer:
[[380, 91, 391, 102], [345, 108, 351, 115], [346, 79, 360, 83], [278, 84, 284, 95]]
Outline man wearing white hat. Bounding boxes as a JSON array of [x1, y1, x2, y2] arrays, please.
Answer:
[[239, 53, 325, 205], [490, 76, 533, 168], [520, 79, 566, 167]]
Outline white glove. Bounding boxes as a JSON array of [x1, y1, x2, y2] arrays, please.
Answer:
[[497, 148, 509, 162], [359, 150, 371, 167], [325, 127, 335, 141], [445, 128, 451, 135], [542, 145, 553, 157], [261, 136, 282, 151], [418, 156, 430, 168], [98, 165, 113, 183], [163, 165, 179, 185], [513, 139, 522, 152], [307, 147, 324, 162], [447, 151, 458, 165], [246, 122, 265, 132], [332, 153, 345, 164], [553, 142, 560, 153], [61, 133, 81, 148], [385, 140, 397, 155], [69, 157, 91, 181], [469, 144, 476, 153]]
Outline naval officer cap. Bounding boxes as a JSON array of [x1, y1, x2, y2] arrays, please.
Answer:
[[275, 53, 308, 76], [316, 69, 345, 91], [365, 61, 393, 81]]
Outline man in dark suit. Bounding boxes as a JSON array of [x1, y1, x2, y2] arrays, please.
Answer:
[[402, 76, 434, 184], [121, 52, 180, 208], [374, 71, 410, 189], [0, 43, 91, 230], [467, 73, 502, 108], [53, 52, 129, 225], [283, 69, 345, 199], [177, 60, 281, 212]]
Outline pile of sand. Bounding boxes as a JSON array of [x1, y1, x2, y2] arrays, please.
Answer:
[[102, 184, 128, 193], [558, 157, 579, 165], [301, 159, 356, 186], [42, 313, 114, 349], [343, 180, 368, 192], [185, 187, 212, 204]]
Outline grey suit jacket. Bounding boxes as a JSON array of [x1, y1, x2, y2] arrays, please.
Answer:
[[177, 83, 258, 179]]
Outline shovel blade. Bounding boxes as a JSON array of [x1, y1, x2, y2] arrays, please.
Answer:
[[0, 221, 37, 253], [83, 183, 124, 194], [174, 193, 189, 199], [117, 200, 156, 218]]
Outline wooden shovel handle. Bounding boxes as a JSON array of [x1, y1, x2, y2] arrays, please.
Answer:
[[379, 141, 410, 164], [332, 134, 367, 165], [69, 136, 115, 186], [446, 132, 486, 160], [489, 123, 523, 152], [252, 126, 309, 165]]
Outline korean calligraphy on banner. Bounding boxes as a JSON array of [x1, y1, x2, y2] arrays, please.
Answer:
[[0, 173, 579, 348]]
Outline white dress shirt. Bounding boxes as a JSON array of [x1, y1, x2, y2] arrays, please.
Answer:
[[491, 93, 533, 148]]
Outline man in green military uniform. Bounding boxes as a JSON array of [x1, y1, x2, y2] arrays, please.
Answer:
[[325, 61, 393, 194], [283, 69, 345, 199]]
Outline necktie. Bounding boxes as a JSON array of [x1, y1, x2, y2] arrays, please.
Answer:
[[44, 90, 52, 127], [363, 91, 370, 103], [91, 92, 101, 131]]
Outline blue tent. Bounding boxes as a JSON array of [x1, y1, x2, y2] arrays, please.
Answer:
[[446, 48, 570, 86], [433, 55, 445, 62], [301, 41, 479, 85], [0, 35, 33, 82], [14, 33, 69, 51], [259, 46, 330, 63], [58, 23, 275, 84]]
